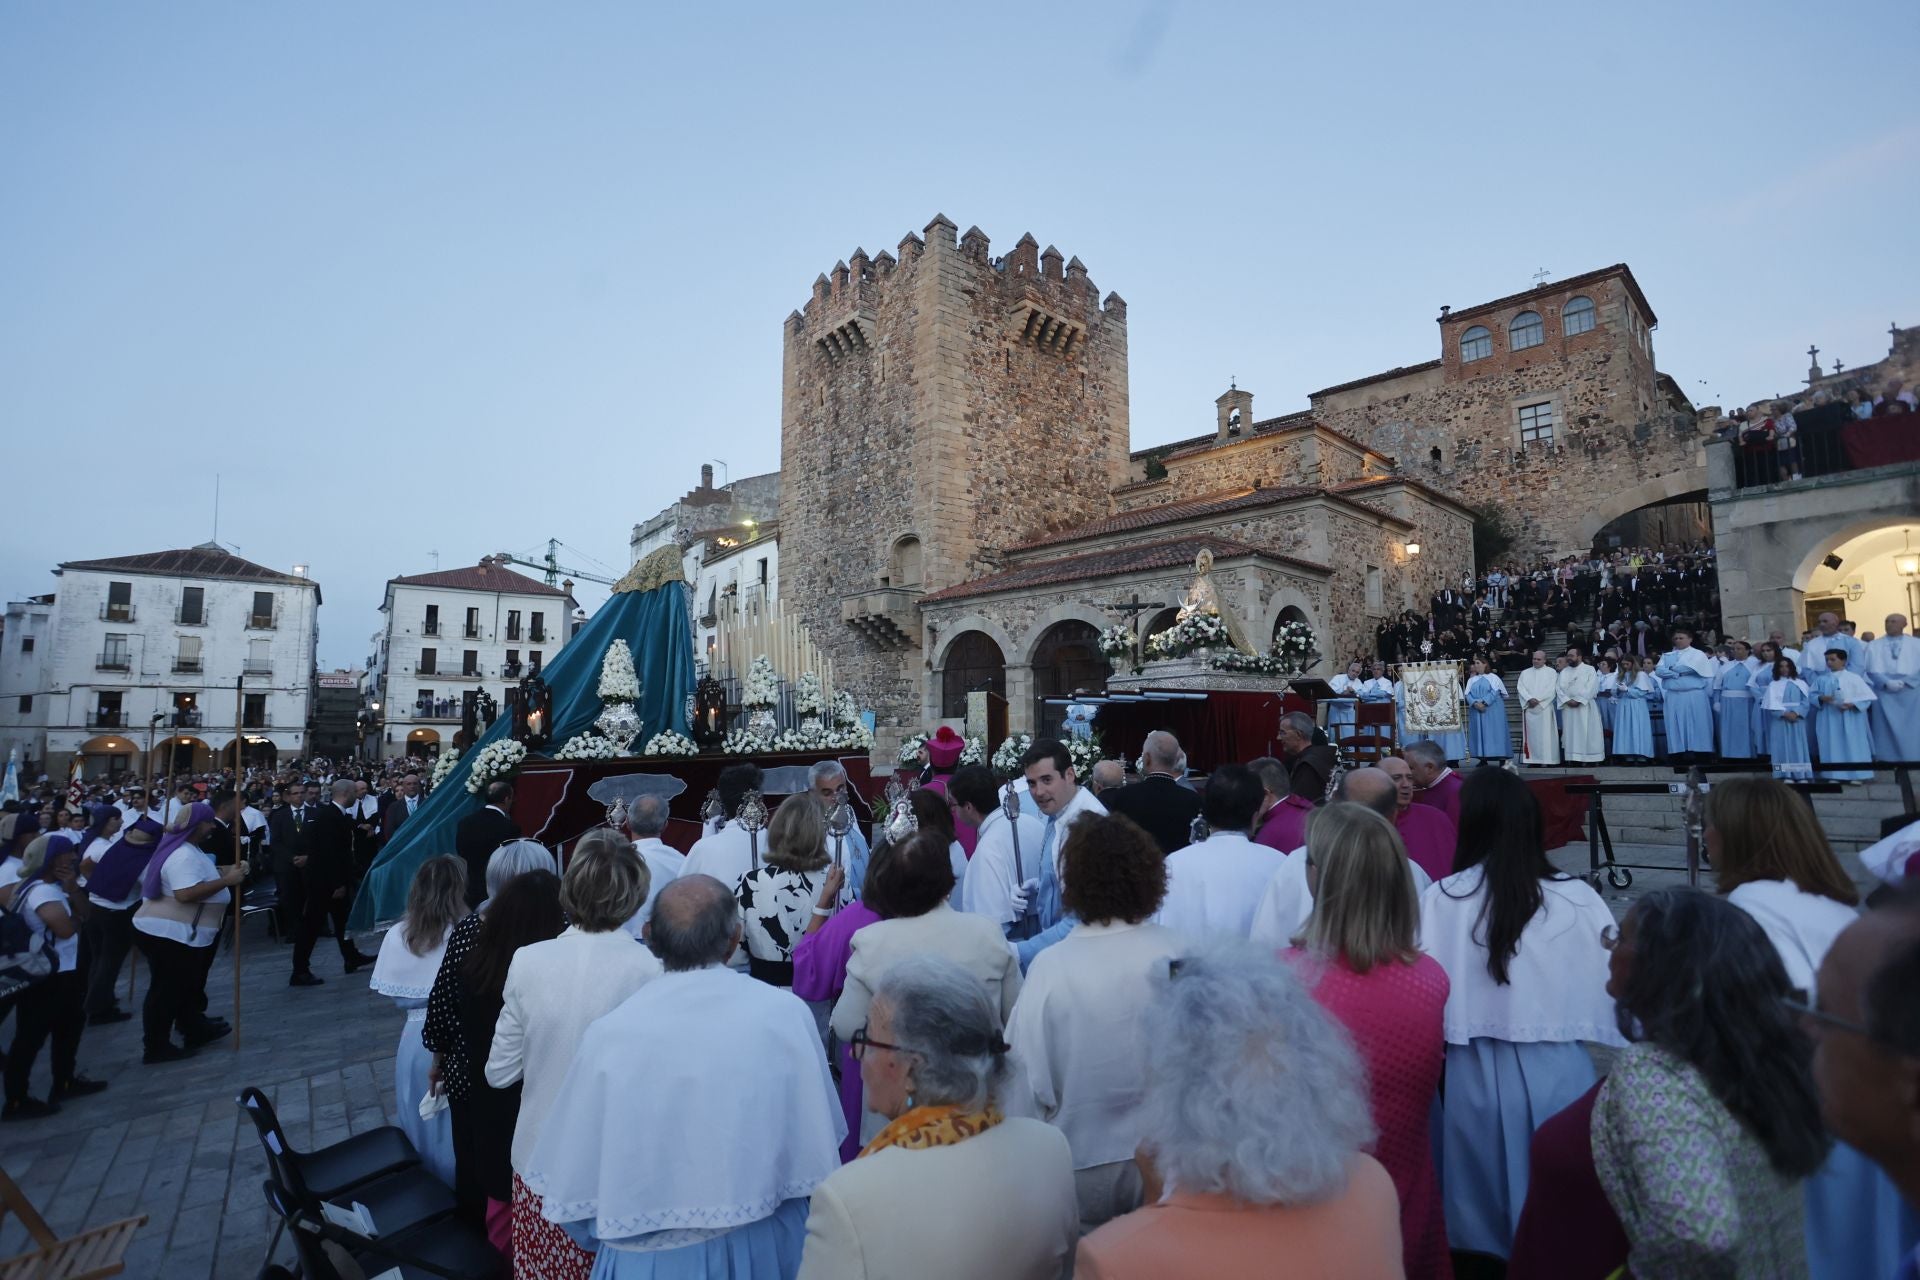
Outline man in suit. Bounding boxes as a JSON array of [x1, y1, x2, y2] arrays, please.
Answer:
[[292, 778, 373, 986], [379, 771, 424, 847], [1278, 711, 1337, 805], [455, 779, 520, 908], [266, 781, 314, 943], [1102, 731, 1203, 855]]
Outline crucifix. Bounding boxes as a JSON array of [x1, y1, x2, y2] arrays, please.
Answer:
[[1109, 591, 1168, 642], [1531, 267, 1551, 286], [1834, 359, 1845, 374], [1807, 344, 1819, 364]]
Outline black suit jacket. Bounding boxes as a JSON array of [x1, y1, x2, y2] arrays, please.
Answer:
[[199, 819, 240, 867], [381, 795, 422, 844], [1102, 775, 1204, 855], [267, 804, 313, 879], [454, 806, 521, 907], [306, 803, 362, 896]]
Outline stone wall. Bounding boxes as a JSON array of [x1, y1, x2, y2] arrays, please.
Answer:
[[779, 217, 1130, 741]]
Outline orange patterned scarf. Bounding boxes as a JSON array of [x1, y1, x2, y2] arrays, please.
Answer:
[[857, 1104, 1003, 1159]]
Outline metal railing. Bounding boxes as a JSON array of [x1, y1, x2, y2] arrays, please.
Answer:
[[246, 612, 278, 630], [243, 659, 273, 676], [96, 652, 130, 671], [175, 607, 206, 626], [422, 620, 441, 636], [99, 603, 134, 622], [172, 710, 203, 728], [88, 711, 126, 728], [173, 658, 204, 673]]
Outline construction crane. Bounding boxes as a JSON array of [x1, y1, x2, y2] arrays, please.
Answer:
[[491, 538, 620, 589]]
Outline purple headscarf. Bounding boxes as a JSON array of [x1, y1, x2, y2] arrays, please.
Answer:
[[142, 801, 217, 900], [87, 815, 165, 905]]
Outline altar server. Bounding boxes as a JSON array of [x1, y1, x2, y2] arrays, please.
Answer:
[[1867, 615, 1920, 762], [1324, 661, 1364, 736], [1594, 657, 1620, 740], [521, 876, 843, 1275], [1515, 652, 1560, 766], [1713, 642, 1757, 760], [1464, 658, 1510, 762], [1654, 631, 1716, 758], [1555, 649, 1604, 764], [1765, 657, 1814, 782], [1156, 764, 1284, 940], [1811, 649, 1877, 782], [1612, 662, 1659, 762]]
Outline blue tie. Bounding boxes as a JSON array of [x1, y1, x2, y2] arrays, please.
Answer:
[[1035, 815, 1062, 928]]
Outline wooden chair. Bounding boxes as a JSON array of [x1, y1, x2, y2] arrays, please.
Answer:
[[1341, 701, 1397, 764], [0, 1167, 147, 1280]]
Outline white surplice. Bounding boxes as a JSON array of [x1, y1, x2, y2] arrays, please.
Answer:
[[1154, 832, 1286, 940], [1516, 665, 1562, 765], [1556, 662, 1604, 763], [1725, 878, 1858, 998]]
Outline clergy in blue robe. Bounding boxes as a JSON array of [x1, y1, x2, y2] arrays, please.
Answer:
[[1748, 654, 1774, 757], [1765, 664, 1814, 782], [1324, 661, 1363, 735], [1613, 669, 1658, 761], [1812, 651, 1878, 782], [1595, 660, 1620, 738], [1464, 661, 1511, 761], [1802, 618, 1870, 748], [1356, 664, 1396, 742], [1712, 644, 1757, 760], [1654, 633, 1716, 756], [1867, 617, 1920, 762]]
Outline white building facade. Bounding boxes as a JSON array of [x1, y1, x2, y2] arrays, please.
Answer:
[[372, 558, 577, 760], [0, 545, 321, 780]]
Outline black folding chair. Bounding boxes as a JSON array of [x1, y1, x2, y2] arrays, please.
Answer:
[[261, 1180, 503, 1280], [239, 1086, 430, 1263]]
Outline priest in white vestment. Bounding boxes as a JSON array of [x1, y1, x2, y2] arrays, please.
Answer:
[[521, 876, 843, 1276], [1516, 651, 1562, 765], [1154, 764, 1285, 940], [1867, 615, 1920, 762], [1556, 650, 1604, 763]]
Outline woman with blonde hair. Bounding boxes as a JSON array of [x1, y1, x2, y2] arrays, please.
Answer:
[[1291, 802, 1451, 1279], [736, 796, 830, 988], [370, 853, 469, 1186]]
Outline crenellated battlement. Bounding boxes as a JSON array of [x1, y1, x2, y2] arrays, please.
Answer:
[[788, 215, 1125, 334]]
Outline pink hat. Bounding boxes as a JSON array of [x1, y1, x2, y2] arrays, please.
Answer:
[[926, 726, 964, 769]]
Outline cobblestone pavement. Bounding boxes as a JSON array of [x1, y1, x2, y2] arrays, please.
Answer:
[[1, 916, 403, 1279]]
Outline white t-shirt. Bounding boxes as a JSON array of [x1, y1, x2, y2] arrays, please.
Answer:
[[132, 845, 230, 947], [22, 880, 80, 972], [83, 836, 140, 911]]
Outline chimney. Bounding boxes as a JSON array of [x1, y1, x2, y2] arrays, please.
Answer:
[[700, 463, 714, 490]]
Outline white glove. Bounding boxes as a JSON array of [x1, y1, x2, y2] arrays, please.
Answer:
[[1009, 878, 1039, 916]]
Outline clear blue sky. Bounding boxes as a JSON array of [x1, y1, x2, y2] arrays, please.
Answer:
[[3, 1, 1913, 667]]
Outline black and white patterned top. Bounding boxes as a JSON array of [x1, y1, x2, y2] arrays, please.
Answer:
[[421, 912, 485, 1102], [736, 866, 824, 987]]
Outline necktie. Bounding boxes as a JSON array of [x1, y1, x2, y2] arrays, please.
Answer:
[[1035, 815, 1062, 927], [293, 808, 303, 830]]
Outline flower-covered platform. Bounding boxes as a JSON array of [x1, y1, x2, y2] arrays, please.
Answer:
[[1107, 654, 1299, 693]]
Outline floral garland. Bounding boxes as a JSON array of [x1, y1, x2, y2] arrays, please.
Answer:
[[428, 747, 461, 792], [553, 731, 616, 761], [990, 733, 1033, 780], [465, 739, 527, 794], [597, 639, 640, 703], [722, 725, 772, 754], [1272, 618, 1318, 666], [832, 719, 876, 751], [642, 730, 697, 757], [792, 672, 825, 716], [959, 735, 986, 766], [1210, 649, 1290, 675], [897, 733, 929, 767], [1145, 611, 1231, 660], [742, 655, 780, 708]]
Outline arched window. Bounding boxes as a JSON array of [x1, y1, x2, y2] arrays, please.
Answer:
[[1562, 295, 1595, 337], [891, 536, 923, 589], [1030, 620, 1113, 739], [1509, 311, 1544, 351], [1429, 446, 1443, 465], [940, 631, 1006, 718], [1460, 325, 1492, 362]]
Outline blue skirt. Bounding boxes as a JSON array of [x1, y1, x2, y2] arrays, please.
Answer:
[[1805, 1140, 1920, 1280], [395, 1008, 457, 1189], [1770, 714, 1812, 781], [1612, 701, 1654, 759], [1718, 693, 1755, 758], [1438, 1038, 1598, 1260], [590, 1199, 810, 1280]]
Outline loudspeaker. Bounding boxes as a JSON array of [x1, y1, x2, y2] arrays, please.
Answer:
[[1823, 554, 1844, 570]]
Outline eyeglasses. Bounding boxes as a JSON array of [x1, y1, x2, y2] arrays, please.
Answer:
[[1782, 995, 1879, 1043], [848, 1027, 916, 1062], [1600, 924, 1620, 950]]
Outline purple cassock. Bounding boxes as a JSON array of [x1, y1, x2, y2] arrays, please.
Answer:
[[791, 898, 883, 1163], [1396, 803, 1458, 883], [1412, 769, 1464, 828]]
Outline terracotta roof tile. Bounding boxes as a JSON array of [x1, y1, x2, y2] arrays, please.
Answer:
[[388, 562, 570, 597], [60, 544, 319, 591], [1011, 486, 1321, 551], [921, 535, 1327, 604]]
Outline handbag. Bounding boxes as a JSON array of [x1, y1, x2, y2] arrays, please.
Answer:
[[0, 882, 57, 1000]]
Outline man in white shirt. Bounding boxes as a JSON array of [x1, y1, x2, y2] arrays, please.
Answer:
[[1016, 739, 1108, 970], [1516, 651, 1562, 766], [1156, 763, 1283, 939], [807, 760, 870, 899], [619, 793, 685, 936], [1867, 614, 1920, 763], [1556, 647, 1604, 763], [1249, 767, 1432, 948], [679, 763, 763, 969], [951, 765, 1045, 932]]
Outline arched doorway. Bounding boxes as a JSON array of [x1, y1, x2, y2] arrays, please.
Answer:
[[1271, 605, 1311, 640], [1590, 491, 1713, 551], [940, 631, 1006, 718], [1030, 620, 1112, 740], [1142, 607, 1181, 647], [78, 734, 138, 781], [1798, 522, 1920, 634], [406, 727, 442, 760], [155, 735, 211, 777], [222, 737, 278, 769]]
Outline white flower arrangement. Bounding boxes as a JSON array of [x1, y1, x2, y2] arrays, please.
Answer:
[[1097, 624, 1134, 661], [990, 733, 1033, 780], [959, 735, 986, 766], [465, 739, 527, 794], [642, 730, 697, 757], [742, 655, 780, 709], [428, 747, 462, 792], [1065, 736, 1103, 778], [792, 672, 825, 716], [829, 689, 861, 728], [553, 731, 616, 761], [1210, 649, 1288, 675], [771, 724, 831, 753], [829, 720, 875, 751], [897, 733, 929, 767], [723, 726, 772, 755], [1272, 618, 1318, 666], [1145, 611, 1231, 660], [596, 639, 640, 704]]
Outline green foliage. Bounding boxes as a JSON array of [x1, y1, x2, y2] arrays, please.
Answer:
[[1472, 507, 1515, 567]]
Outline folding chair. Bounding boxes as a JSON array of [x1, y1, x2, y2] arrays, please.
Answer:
[[0, 1166, 147, 1280], [261, 1180, 503, 1280]]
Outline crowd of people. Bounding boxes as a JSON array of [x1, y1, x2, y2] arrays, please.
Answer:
[[1722, 378, 1920, 485], [8, 723, 1920, 1279]]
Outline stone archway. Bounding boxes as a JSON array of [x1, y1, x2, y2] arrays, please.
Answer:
[[1571, 465, 1708, 548], [405, 727, 442, 759], [77, 734, 140, 781], [939, 631, 1007, 718]]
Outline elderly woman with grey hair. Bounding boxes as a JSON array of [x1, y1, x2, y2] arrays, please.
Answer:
[[797, 955, 1078, 1280], [1075, 940, 1403, 1279]]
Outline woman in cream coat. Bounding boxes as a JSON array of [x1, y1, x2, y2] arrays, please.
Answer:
[[800, 956, 1077, 1280]]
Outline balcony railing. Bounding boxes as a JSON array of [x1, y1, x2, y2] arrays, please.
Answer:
[[506, 626, 523, 642], [173, 658, 204, 673], [88, 711, 126, 728], [240, 714, 272, 730], [529, 627, 547, 643], [422, 621, 441, 636], [243, 659, 273, 676], [246, 612, 278, 630], [502, 661, 523, 679], [99, 603, 134, 622], [1722, 404, 1920, 490], [172, 710, 203, 728], [175, 607, 206, 626], [96, 652, 130, 671], [464, 626, 482, 639]]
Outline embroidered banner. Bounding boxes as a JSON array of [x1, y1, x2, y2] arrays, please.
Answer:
[[1401, 660, 1464, 734]]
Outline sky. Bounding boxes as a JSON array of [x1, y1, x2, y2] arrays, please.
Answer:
[[2, 1, 1914, 668]]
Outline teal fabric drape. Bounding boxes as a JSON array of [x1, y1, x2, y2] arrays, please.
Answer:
[[349, 578, 695, 931]]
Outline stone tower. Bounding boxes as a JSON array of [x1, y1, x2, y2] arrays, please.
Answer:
[[779, 215, 1131, 739]]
